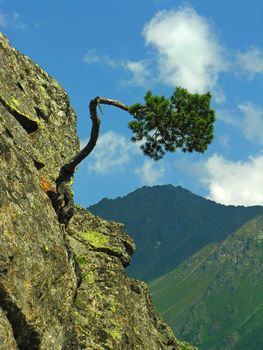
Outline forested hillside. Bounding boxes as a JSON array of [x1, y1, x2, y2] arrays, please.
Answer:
[[89, 185, 263, 281]]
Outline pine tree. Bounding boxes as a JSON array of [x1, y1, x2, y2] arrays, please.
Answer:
[[56, 87, 215, 225]]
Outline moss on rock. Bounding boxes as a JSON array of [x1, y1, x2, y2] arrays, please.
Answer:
[[0, 32, 197, 350], [0, 32, 79, 186], [81, 230, 110, 248], [0, 32, 78, 350], [66, 207, 196, 349]]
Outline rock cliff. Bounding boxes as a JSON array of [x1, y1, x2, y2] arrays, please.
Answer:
[[0, 33, 196, 350]]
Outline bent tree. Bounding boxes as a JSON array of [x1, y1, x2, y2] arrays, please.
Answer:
[[56, 87, 215, 225]]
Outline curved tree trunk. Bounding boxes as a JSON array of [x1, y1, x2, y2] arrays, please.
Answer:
[[56, 97, 129, 225]]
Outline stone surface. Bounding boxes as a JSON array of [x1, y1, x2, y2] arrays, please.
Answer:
[[0, 32, 79, 350], [66, 208, 185, 349], [0, 33, 197, 350], [0, 308, 18, 350]]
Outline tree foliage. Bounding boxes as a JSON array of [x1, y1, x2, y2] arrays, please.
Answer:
[[56, 87, 216, 226], [128, 87, 215, 160]]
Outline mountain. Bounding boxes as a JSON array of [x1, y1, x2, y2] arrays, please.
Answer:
[[149, 215, 263, 350], [88, 185, 263, 281], [0, 33, 194, 350]]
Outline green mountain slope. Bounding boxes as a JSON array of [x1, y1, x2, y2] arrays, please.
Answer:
[[149, 215, 263, 350], [88, 185, 263, 281]]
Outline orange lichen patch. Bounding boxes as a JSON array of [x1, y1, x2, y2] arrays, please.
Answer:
[[39, 176, 55, 193], [29, 133, 38, 145]]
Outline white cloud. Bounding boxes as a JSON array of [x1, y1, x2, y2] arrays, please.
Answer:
[[134, 159, 165, 185], [238, 103, 263, 144], [213, 87, 226, 104], [201, 153, 263, 206], [217, 109, 238, 126], [179, 154, 263, 206], [0, 9, 26, 29], [237, 48, 263, 79], [121, 60, 151, 86], [82, 6, 229, 94], [82, 49, 118, 68], [82, 49, 102, 64], [218, 134, 230, 148], [143, 6, 228, 94], [86, 130, 139, 174], [83, 49, 151, 87], [218, 104, 263, 144]]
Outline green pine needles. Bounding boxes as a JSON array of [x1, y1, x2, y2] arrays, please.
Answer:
[[57, 86, 215, 226], [128, 87, 215, 160]]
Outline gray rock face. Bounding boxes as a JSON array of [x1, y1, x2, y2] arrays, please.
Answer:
[[0, 32, 79, 350], [0, 33, 196, 350]]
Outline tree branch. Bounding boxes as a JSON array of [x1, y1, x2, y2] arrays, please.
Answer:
[[55, 97, 129, 225]]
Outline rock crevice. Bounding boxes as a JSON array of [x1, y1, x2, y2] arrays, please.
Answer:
[[0, 32, 196, 350], [0, 287, 40, 350], [0, 96, 38, 134]]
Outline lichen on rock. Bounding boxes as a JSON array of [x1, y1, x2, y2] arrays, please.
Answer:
[[66, 208, 185, 350], [0, 32, 197, 349], [0, 32, 79, 186]]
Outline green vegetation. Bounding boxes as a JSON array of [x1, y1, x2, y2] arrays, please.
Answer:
[[57, 88, 215, 226], [81, 230, 110, 248], [0, 32, 196, 350], [149, 215, 263, 350], [89, 185, 263, 281], [129, 87, 215, 160]]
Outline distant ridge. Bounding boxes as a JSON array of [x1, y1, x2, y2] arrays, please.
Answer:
[[88, 185, 263, 281], [149, 215, 263, 349]]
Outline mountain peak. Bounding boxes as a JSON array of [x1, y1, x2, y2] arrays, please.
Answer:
[[89, 185, 263, 281]]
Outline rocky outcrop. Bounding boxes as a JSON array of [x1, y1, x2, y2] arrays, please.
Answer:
[[0, 33, 196, 350]]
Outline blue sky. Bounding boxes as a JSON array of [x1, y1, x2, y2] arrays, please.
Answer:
[[1, 0, 263, 207]]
